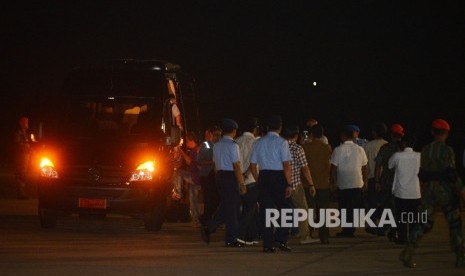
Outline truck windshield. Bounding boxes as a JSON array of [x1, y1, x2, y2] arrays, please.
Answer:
[[54, 97, 164, 139]]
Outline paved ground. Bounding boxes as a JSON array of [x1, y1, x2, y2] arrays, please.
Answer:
[[1, 165, 465, 275]]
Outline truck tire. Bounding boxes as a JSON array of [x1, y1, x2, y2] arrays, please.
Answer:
[[38, 203, 57, 228], [144, 197, 167, 232]]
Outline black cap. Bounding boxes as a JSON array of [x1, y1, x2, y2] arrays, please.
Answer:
[[222, 118, 239, 133], [267, 115, 282, 130]]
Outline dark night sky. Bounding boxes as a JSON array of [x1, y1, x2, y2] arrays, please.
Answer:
[[2, 1, 465, 163]]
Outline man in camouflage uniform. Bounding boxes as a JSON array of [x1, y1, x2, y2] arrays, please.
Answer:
[[400, 119, 465, 268], [372, 124, 404, 239]]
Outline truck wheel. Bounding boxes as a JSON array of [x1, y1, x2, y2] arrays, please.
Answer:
[[144, 199, 167, 232], [38, 203, 57, 228]]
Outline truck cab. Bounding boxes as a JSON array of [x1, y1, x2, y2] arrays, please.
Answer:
[[34, 59, 199, 231]]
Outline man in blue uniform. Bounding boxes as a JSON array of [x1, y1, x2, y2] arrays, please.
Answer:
[[250, 115, 293, 253], [200, 118, 246, 247]]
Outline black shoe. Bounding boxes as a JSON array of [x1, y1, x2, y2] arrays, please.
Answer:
[[321, 239, 330, 244], [335, 232, 355, 238], [225, 240, 245, 247], [365, 227, 378, 235], [200, 226, 210, 244], [395, 239, 406, 245], [274, 242, 292, 252], [387, 230, 398, 242], [263, 247, 276, 253]]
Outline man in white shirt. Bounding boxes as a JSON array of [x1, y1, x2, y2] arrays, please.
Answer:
[[364, 122, 388, 235], [388, 134, 421, 245], [236, 117, 260, 244], [330, 125, 368, 237]]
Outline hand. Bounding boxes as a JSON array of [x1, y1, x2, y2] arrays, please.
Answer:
[[285, 186, 293, 199], [240, 185, 247, 195], [308, 186, 316, 197]]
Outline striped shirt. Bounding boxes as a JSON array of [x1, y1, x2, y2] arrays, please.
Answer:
[[288, 140, 308, 190]]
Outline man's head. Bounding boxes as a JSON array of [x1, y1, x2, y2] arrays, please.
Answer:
[[243, 117, 260, 136], [348, 124, 360, 138], [185, 131, 199, 149], [267, 115, 283, 133], [222, 118, 239, 138], [310, 124, 324, 139], [340, 125, 355, 142], [306, 118, 318, 128], [371, 122, 387, 139], [283, 125, 300, 141], [400, 133, 416, 150], [205, 125, 222, 143], [18, 116, 29, 130], [431, 118, 450, 141], [390, 124, 405, 140]]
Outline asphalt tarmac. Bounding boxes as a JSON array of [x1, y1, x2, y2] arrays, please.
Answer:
[[1, 165, 464, 275]]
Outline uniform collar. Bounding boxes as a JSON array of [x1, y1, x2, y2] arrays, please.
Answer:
[[242, 132, 255, 138], [343, 140, 354, 145], [222, 135, 234, 141]]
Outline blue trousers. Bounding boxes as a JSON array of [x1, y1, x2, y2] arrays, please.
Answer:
[[258, 170, 292, 248], [208, 171, 240, 244]]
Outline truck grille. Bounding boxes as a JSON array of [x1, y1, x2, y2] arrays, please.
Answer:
[[61, 165, 129, 187]]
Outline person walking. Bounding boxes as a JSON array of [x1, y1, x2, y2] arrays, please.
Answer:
[[364, 122, 388, 235], [373, 123, 404, 240], [399, 119, 465, 268], [388, 134, 421, 245], [200, 119, 246, 247], [250, 115, 293, 253], [175, 131, 202, 227], [236, 117, 260, 244], [303, 123, 333, 244], [283, 125, 318, 245], [331, 125, 368, 237], [197, 125, 222, 226]]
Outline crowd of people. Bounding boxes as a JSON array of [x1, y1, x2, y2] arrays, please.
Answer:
[[11, 113, 465, 268], [172, 115, 465, 268]]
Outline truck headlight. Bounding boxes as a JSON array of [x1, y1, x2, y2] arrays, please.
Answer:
[[129, 161, 155, 182], [40, 158, 59, 179]]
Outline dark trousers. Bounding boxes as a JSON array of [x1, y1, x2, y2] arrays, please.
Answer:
[[338, 188, 363, 234], [238, 183, 259, 240], [395, 197, 420, 243], [307, 188, 330, 241], [258, 170, 292, 248], [208, 171, 240, 244], [199, 170, 220, 225], [366, 178, 378, 210]]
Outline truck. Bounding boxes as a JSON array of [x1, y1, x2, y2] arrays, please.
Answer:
[[33, 59, 200, 231]]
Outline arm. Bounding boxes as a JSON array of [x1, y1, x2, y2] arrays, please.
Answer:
[[177, 147, 192, 165], [233, 161, 246, 195], [302, 165, 316, 197], [283, 161, 293, 198], [374, 162, 382, 192], [250, 163, 259, 183], [361, 165, 368, 190], [330, 164, 337, 190], [175, 114, 183, 131]]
